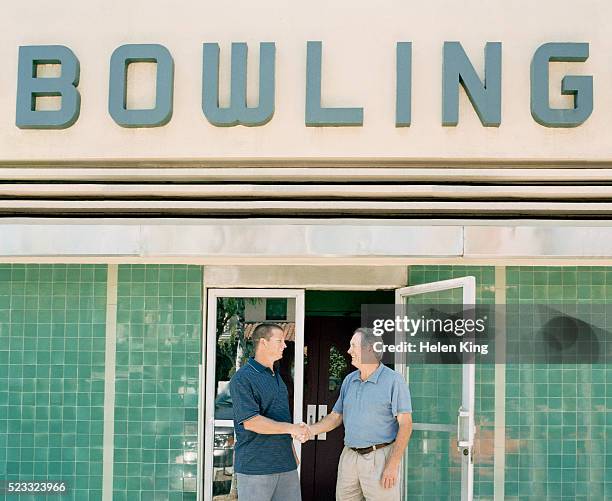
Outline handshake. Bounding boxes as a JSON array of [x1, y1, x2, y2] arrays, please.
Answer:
[[289, 422, 314, 443]]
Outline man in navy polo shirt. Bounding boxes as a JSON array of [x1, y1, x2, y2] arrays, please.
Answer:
[[307, 327, 413, 501], [230, 323, 308, 501]]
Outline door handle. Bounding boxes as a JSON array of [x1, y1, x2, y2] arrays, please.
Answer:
[[306, 404, 317, 426], [457, 406, 472, 450], [318, 405, 328, 440]]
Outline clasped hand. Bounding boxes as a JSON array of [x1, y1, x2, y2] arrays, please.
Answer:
[[289, 422, 313, 443]]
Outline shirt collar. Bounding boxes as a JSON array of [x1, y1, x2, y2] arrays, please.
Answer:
[[247, 357, 275, 375], [368, 363, 385, 383], [353, 363, 385, 384]]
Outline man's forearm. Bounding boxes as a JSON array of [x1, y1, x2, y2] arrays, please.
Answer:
[[243, 415, 294, 435], [387, 417, 412, 465], [310, 411, 343, 435]]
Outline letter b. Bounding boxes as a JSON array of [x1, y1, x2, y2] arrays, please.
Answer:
[[16, 45, 80, 129]]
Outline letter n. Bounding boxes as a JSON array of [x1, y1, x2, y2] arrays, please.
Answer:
[[442, 42, 502, 127]]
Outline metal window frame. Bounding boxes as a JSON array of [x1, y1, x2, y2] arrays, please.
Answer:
[[395, 276, 476, 501], [199, 288, 305, 501]]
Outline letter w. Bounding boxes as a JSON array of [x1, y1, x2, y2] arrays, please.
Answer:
[[202, 42, 275, 126]]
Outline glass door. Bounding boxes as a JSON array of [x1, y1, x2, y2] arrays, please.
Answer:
[[395, 277, 476, 501], [201, 289, 305, 500]]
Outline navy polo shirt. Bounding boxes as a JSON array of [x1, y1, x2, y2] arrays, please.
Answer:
[[229, 357, 297, 475]]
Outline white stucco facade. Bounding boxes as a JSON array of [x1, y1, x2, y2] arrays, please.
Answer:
[[1, 0, 610, 163]]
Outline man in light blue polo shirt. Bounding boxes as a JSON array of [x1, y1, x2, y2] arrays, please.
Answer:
[[308, 327, 412, 500]]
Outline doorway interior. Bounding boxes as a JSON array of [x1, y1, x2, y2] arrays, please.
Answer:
[[202, 278, 477, 501], [301, 290, 395, 501]]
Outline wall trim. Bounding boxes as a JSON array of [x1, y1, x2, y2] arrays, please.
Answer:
[[102, 264, 118, 501], [2, 219, 612, 262], [493, 266, 506, 500]]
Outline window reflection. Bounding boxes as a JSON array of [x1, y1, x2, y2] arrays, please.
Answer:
[[265, 298, 288, 320], [212, 297, 296, 499], [212, 425, 236, 499], [328, 345, 348, 392]]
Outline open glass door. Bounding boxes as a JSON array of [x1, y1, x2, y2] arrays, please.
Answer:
[[201, 289, 305, 500], [395, 277, 476, 501]]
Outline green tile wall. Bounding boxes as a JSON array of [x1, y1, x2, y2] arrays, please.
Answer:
[[406, 266, 496, 500], [0, 264, 107, 501], [2, 262, 610, 501], [505, 266, 612, 501], [112, 265, 201, 501]]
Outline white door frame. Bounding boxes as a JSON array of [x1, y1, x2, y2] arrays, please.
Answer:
[[395, 276, 476, 501], [199, 288, 305, 501]]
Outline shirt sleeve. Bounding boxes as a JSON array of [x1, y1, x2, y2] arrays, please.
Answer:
[[230, 374, 260, 424], [390, 375, 412, 416], [332, 375, 349, 415]]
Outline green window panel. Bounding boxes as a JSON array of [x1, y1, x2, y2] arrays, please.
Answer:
[[505, 266, 611, 501], [407, 266, 496, 500], [0, 264, 107, 501], [112, 265, 201, 501]]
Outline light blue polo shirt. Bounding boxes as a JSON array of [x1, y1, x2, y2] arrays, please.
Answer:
[[332, 364, 412, 448]]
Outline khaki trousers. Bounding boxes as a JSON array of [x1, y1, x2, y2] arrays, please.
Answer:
[[336, 446, 401, 501]]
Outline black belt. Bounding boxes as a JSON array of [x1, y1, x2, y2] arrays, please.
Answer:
[[350, 441, 393, 455]]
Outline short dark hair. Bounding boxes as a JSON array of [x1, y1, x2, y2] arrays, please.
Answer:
[[252, 323, 284, 349]]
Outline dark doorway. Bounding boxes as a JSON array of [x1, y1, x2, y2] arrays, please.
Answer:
[[300, 290, 394, 501]]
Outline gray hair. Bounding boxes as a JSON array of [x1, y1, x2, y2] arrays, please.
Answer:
[[354, 327, 383, 361]]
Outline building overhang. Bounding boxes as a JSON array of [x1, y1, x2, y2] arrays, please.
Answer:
[[2, 218, 612, 264]]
